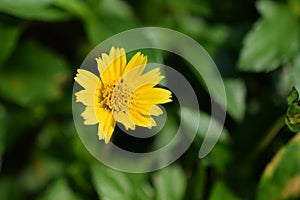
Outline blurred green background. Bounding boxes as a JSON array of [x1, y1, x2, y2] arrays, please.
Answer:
[[0, 0, 299, 199]]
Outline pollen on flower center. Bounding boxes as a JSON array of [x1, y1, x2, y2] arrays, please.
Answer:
[[100, 78, 132, 112]]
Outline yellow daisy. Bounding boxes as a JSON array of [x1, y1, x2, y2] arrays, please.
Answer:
[[74, 47, 172, 143]]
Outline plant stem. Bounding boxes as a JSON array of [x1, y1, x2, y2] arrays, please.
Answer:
[[249, 115, 286, 160]]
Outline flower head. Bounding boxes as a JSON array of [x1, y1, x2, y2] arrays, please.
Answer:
[[286, 87, 300, 132], [74, 47, 172, 143]]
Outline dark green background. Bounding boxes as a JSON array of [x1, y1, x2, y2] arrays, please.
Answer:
[[0, 0, 299, 199]]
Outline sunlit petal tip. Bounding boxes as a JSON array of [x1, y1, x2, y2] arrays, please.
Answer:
[[97, 125, 105, 140], [80, 106, 98, 125], [74, 91, 80, 97], [127, 124, 136, 131], [110, 46, 116, 53], [142, 55, 147, 63], [104, 138, 109, 144], [119, 48, 125, 54], [113, 111, 136, 130], [83, 119, 97, 125], [74, 69, 99, 91], [84, 120, 94, 125], [145, 118, 156, 129], [150, 118, 157, 127], [76, 68, 83, 73], [122, 122, 136, 131], [150, 105, 164, 116], [95, 57, 101, 64], [101, 53, 107, 58]]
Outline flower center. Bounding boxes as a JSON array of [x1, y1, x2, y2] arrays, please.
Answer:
[[100, 79, 132, 112], [289, 113, 300, 125]]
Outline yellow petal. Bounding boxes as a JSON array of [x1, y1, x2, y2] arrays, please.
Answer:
[[74, 69, 99, 92], [97, 123, 105, 140], [111, 47, 124, 79], [133, 85, 172, 105], [150, 105, 163, 116], [133, 68, 164, 89], [128, 109, 154, 127], [96, 108, 116, 143], [81, 106, 98, 125], [129, 103, 153, 115], [97, 51, 114, 74], [96, 54, 109, 75], [121, 67, 163, 92], [123, 52, 147, 77], [98, 47, 127, 84], [113, 111, 135, 130], [147, 118, 157, 129], [75, 89, 100, 107], [128, 103, 163, 128]]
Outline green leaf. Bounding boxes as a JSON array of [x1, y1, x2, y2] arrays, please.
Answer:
[[19, 154, 65, 193], [91, 163, 153, 200], [287, 87, 299, 105], [0, 105, 6, 170], [209, 181, 240, 200], [0, 39, 70, 106], [257, 134, 300, 200], [37, 179, 80, 200], [287, 103, 300, 117], [84, 18, 113, 45], [276, 54, 300, 99], [100, 0, 134, 20], [52, 0, 94, 21], [200, 24, 229, 56], [291, 54, 300, 90], [202, 144, 232, 174], [0, 0, 71, 21], [153, 165, 186, 200], [84, 16, 137, 45], [186, 162, 206, 200], [288, 0, 300, 16], [224, 79, 246, 121], [180, 107, 230, 144], [0, 177, 21, 200], [238, 1, 299, 72], [91, 164, 134, 200], [152, 111, 178, 150], [82, 0, 136, 45], [0, 23, 22, 67], [4, 105, 46, 149]]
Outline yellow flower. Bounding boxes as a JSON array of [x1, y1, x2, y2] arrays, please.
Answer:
[[74, 47, 172, 143]]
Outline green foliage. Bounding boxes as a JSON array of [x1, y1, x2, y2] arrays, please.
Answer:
[[287, 87, 299, 105], [37, 179, 81, 200], [0, 40, 70, 106], [0, 23, 22, 67], [0, 177, 21, 200], [0, 0, 299, 199], [91, 163, 153, 200], [238, 1, 299, 72], [290, 54, 300, 89], [153, 165, 186, 200], [209, 181, 240, 200], [257, 134, 300, 200], [0, 0, 71, 21], [286, 87, 300, 132], [0, 105, 6, 171], [180, 107, 230, 144], [224, 79, 246, 121]]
